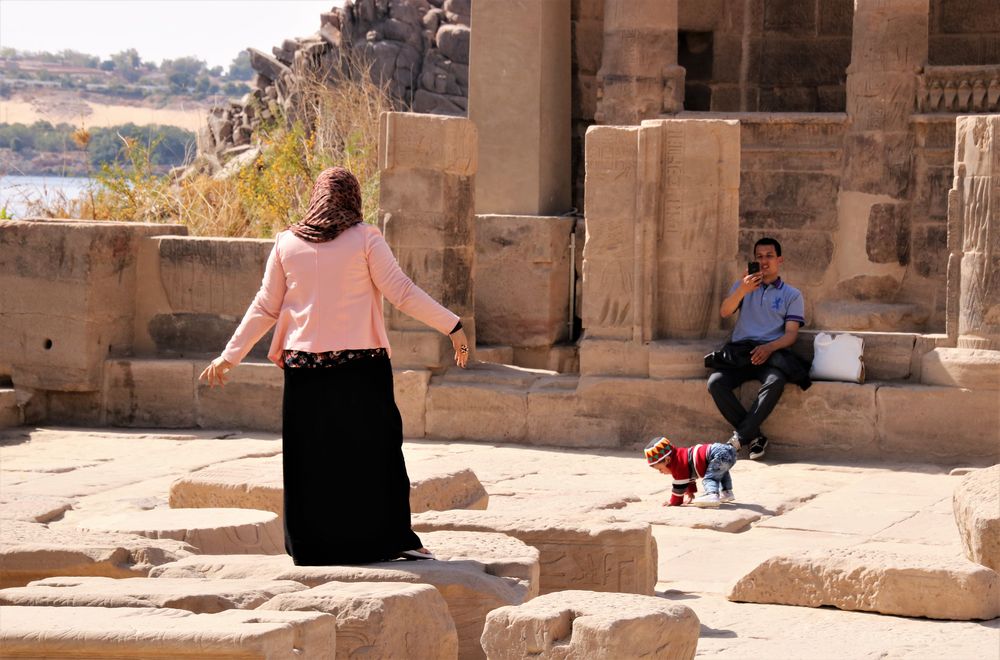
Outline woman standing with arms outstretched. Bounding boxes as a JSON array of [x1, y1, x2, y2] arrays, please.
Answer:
[[199, 167, 469, 564]]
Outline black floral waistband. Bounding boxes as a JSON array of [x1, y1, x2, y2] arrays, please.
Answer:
[[282, 348, 387, 368]]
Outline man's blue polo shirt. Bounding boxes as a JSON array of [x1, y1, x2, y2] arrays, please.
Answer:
[[729, 277, 805, 343]]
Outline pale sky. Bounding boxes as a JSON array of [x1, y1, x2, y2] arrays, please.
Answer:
[[0, 0, 342, 69]]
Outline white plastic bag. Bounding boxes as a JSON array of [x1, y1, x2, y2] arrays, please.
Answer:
[[810, 332, 865, 383]]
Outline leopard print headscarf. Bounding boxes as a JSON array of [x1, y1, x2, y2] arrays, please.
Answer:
[[289, 167, 363, 243]]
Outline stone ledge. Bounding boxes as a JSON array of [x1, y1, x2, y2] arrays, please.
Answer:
[[0, 576, 307, 613]]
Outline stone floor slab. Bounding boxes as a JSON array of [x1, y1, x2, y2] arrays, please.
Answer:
[[0, 605, 336, 658]]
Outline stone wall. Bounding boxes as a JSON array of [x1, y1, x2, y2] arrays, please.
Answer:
[[929, 0, 1000, 65]]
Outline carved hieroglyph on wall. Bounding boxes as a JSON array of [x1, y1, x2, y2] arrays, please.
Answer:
[[583, 119, 739, 342], [948, 115, 1000, 350], [596, 0, 683, 124]]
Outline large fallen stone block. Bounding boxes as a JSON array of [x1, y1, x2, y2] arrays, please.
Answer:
[[481, 590, 700, 660], [420, 530, 540, 599], [728, 548, 1000, 620], [77, 508, 284, 555], [150, 554, 529, 659], [260, 581, 458, 660], [0, 520, 192, 589], [954, 465, 1000, 571], [413, 510, 657, 595], [0, 605, 335, 658], [169, 456, 488, 516], [0, 576, 306, 613]]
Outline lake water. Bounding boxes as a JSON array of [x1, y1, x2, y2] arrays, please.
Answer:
[[0, 175, 92, 219]]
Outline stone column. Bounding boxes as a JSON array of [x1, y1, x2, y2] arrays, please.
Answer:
[[830, 0, 929, 301], [468, 0, 571, 215], [378, 111, 477, 370], [580, 119, 740, 376], [595, 0, 684, 125], [949, 115, 1000, 350]]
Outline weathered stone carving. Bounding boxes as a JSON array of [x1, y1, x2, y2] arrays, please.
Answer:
[[595, 0, 684, 125], [917, 65, 1000, 114], [581, 118, 739, 373], [947, 115, 1000, 349]]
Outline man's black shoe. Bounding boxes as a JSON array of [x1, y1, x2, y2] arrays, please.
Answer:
[[748, 435, 768, 460]]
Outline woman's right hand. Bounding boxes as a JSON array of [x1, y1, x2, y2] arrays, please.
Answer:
[[450, 328, 470, 368], [199, 356, 232, 387]]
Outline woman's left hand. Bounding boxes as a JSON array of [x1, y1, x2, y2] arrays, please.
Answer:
[[450, 328, 470, 369], [199, 356, 233, 387]]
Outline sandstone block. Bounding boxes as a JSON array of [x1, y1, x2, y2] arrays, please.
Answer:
[[169, 456, 283, 515], [379, 111, 477, 176], [133, 236, 273, 357], [0, 605, 336, 659], [196, 361, 283, 432], [578, 338, 649, 377], [647, 339, 717, 379], [408, 466, 490, 513], [0, 576, 307, 613], [261, 581, 458, 660], [104, 359, 197, 427], [425, 380, 528, 442], [77, 508, 284, 555], [418, 530, 540, 599], [150, 554, 529, 660], [475, 215, 575, 347], [526, 379, 621, 448], [729, 547, 1000, 620], [953, 465, 1000, 571], [469, 0, 571, 215], [170, 456, 488, 518], [921, 348, 1000, 389], [412, 510, 658, 595], [387, 328, 455, 370], [0, 520, 192, 589], [876, 385, 1000, 464], [395, 367, 431, 436], [0, 387, 19, 428], [0, 220, 187, 392], [482, 590, 700, 660]]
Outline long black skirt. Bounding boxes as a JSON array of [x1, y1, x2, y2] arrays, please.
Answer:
[[281, 354, 422, 565]]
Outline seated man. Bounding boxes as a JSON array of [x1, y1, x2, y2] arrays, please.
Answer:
[[707, 237, 808, 460]]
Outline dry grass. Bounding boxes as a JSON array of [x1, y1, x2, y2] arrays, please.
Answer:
[[17, 56, 395, 238]]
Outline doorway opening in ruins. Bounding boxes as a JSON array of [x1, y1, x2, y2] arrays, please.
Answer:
[[678, 30, 713, 111]]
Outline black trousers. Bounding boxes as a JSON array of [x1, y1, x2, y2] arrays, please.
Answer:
[[281, 354, 421, 565], [707, 365, 787, 443]]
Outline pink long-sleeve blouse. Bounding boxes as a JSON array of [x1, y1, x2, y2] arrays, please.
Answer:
[[221, 224, 459, 366]]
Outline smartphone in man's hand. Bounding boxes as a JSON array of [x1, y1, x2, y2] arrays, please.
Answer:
[[748, 261, 761, 275]]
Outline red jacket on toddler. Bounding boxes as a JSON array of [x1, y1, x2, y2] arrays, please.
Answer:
[[666, 444, 711, 506]]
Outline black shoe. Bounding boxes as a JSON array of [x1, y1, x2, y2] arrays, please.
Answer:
[[748, 435, 768, 460]]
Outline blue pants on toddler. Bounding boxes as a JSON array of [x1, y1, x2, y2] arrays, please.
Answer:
[[703, 443, 737, 494]]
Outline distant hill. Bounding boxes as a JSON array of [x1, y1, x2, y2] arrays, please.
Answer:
[[1, 90, 207, 131]]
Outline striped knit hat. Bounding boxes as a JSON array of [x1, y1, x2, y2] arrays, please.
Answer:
[[644, 436, 673, 466]]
